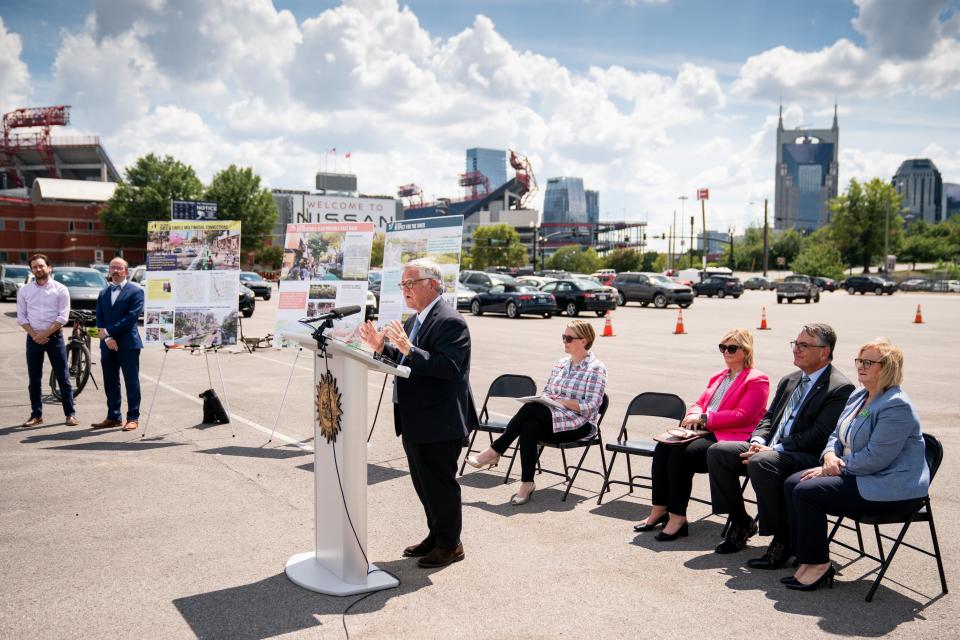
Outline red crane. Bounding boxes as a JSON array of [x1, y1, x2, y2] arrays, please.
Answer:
[[509, 149, 537, 208], [0, 105, 71, 188], [458, 170, 490, 199]]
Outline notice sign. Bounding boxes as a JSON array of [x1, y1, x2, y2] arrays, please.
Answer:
[[171, 200, 219, 220], [379, 215, 464, 326], [144, 220, 241, 347], [274, 222, 374, 347]]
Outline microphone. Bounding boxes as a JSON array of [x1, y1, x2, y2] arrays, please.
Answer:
[[302, 305, 362, 323]]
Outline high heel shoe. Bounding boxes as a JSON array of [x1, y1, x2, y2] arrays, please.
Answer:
[[465, 454, 499, 470], [510, 489, 535, 506], [780, 576, 800, 585], [785, 565, 835, 591], [633, 513, 669, 532], [654, 522, 688, 541]]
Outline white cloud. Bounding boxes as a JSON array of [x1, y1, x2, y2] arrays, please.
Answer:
[[852, 0, 955, 60], [0, 17, 31, 113]]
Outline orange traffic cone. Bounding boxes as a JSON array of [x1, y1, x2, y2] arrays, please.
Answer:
[[758, 306, 770, 330], [601, 311, 615, 337], [673, 309, 686, 335], [914, 304, 924, 324]]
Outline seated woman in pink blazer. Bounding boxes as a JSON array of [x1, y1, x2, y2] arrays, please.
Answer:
[[634, 328, 770, 541]]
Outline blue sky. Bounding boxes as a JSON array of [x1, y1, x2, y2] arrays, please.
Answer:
[[1, 0, 958, 244]]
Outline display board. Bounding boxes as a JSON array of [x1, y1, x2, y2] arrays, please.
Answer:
[[274, 222, 374, 346], [378, 215, 464, 325], [143, 220, 241, 347]]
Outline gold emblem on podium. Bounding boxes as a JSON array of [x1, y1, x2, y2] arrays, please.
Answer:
[[315, 371, 343, 444]]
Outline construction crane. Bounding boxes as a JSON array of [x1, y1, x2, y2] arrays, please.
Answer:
[[509, 149, 537, 208], [458, 170, 490, 200], [397, 182, 424, 207], [0, 105, 71, 188]]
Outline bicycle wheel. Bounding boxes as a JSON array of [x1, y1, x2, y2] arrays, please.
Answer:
[[50, 342, 92, 400]]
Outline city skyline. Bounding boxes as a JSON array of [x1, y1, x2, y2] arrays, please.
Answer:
[[1, 0, 958, 250]]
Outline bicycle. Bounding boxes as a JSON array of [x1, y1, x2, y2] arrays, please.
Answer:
[[50, 310, 98, 400]]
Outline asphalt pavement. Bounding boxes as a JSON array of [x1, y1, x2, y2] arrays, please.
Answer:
[[1, 288, 958, 639]]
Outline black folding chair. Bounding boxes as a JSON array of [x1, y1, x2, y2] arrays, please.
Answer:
[[827, 432, 947, 602], [597, 392, 685, 505], [459, 373, 537, 476], [505, 394, 609, 501]]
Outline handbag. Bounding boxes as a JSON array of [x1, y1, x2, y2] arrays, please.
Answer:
[[653, 426, 710, 445]]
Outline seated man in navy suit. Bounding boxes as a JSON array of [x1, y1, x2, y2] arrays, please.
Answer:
[[92, 257, 144, 432]]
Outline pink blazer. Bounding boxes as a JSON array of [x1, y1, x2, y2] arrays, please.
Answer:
[[687, 368, 770, 441]]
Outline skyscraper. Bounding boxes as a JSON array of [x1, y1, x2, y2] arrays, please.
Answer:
[[893, 159, 944, 224], [585, 190, 599, 227], [465, 148, 507, 192], [774, 105, 839, 232], [543, 177, 587, 224], [945, 183, 960, 220]]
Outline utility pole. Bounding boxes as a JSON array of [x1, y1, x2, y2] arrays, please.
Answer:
[[763, 198, 769, 276], [728, 227, 735, 270], [689, 215, 695, 268], [701, 199, 707, 270]]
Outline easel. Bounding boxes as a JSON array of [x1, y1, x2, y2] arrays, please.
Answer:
[[238, 315, 274, 353], [141, 342, 237, 439]]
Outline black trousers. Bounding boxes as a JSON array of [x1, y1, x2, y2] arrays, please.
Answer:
[[402, 436, 464, 550], [491, 402, 592, 482], [706, 441, 818, 542], [651, 434, 718, 516], [26, 332, 74, 418], [784, 472, 924, 564]]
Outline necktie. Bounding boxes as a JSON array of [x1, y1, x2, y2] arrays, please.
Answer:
[[393, 316, 422, 403], [770, 375, 810, 446]]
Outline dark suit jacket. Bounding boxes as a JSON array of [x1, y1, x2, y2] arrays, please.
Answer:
[[384, 298, 479, 444], [96, 282, 144, 351], [752, 363, 854, 455]]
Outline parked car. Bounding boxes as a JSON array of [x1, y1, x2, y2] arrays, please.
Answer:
[[469, 283, 555, 319], [743, 276, 776, 291], [812, 276, 837, 292], [843, 275, 897, 295], [239, 271, 272, 300], [1, 264, 30, 301], [776, 274, 820, 304], [130, 265, 146, 284], [539, 278, 617, 317], [239, 284, 256, 318], [365, 289, 378, 319], [932, 279, 960, 293], [458, 270, 517, 293], [89, 263, 110, 276], [591, 272, 616, 286], [611, 271, 694, 308], [455, 284, 477, 311], [692, 274, 743, 298], [516, 275, 556, 288], [898, 278, 933, 292], [51, 266, 108, 312]]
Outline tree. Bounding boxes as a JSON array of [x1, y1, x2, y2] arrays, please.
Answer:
[[253, 245, 283, 270], [725, 226, 764, 271], [640, 251, 661, 272], [790, 242, 845, 280], [829, 178, 904, 272], [602, 248, 641, 272], [771, 228, 803, 267], [101, 154, 203, 246], [204, 165, 278, 252], [370, 234, 384, 268], [470, 225, 527, 270], [546, 245, 601, 273]]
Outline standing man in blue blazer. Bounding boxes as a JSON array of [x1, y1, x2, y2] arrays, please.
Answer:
[[359, 258, 479, 569], [92, 257, 144, 432]]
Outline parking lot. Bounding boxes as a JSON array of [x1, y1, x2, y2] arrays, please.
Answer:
[[1, 288, 958, 639]]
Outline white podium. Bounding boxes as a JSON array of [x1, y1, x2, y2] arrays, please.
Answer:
[[281, 331, 410, 596]]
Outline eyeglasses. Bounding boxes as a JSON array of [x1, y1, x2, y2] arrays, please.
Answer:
[[561, 334, 582, 343], [398, 278, 431, 289], [718, 344, 741, 354], [790, 340, 827, 351], [854, 358, 881, 369]]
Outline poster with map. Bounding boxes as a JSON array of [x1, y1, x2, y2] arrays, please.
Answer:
[[143, 220, 241, 347], [378, 216, 464, 326], [274, 222, 374, 347]]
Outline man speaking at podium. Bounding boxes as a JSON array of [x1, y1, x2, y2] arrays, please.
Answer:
[[359, 258, 478, 569]]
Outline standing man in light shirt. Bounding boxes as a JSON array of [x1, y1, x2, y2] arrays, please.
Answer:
[[92, 257, 144, 432], [16, 254, 79, 427]]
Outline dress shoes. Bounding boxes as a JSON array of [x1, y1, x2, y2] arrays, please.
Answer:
[[785, 565, 835, 591], [510, 489, 535, 506], [122, 420, 139, 431], [91, 419, 123, 429], [714, 518, 759, 554], [633, 513, 669, 532], [22, 416, 43, 427], [402, 540, 435, 558], [465, 454, 499, 470], [417, 543, 465, 568], [780, 575, 800, 585], [654, 522, 689, 542], [64, 416, 80, 427], [746, 541, 792, 570]]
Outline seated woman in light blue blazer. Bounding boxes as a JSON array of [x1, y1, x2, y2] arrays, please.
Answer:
[[782, 338, 929, 591]]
